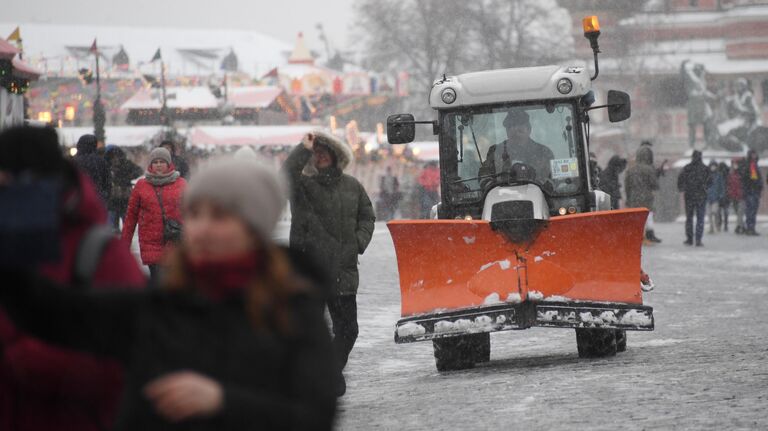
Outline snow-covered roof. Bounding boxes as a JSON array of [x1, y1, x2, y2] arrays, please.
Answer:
[[0, 23, 292, 77], [601, 51, 768, 75], [227, 86, 282, 109], [121, 86, 218, 110], [58, 126, 162, 147], [621, 4, 768, 26], [186, 125, 318, 148]]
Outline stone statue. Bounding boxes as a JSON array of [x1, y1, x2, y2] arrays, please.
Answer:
[[681, 60, 717, 148]]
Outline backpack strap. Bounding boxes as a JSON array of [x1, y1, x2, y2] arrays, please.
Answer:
[[72, 225, 116, 289]]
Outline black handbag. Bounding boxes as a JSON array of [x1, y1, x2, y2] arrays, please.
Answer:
[[153, 186, 183, 244]]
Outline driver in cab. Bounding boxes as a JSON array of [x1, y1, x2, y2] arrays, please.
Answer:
[[481, 109, 554, 181]]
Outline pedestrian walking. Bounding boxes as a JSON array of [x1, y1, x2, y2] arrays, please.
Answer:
[[706, 161, 725, 233], [0, 126, 145, 431], [625, 145, 661, 243], [73, 133, 110, 204], [718, 162, 731, 232], [377, 166, 401, 221], [106, 146, 143, 232], [599, 155, 628, 209], [122, 147, 186, 285], [0, 157, 337, 430], [727, 158, 746, 234], [417, 161, 440, 219], [159, 140, 190, 179], [283, 131, 375, 397], [677, 150, 712, 246], [740, 149, 763, 235]]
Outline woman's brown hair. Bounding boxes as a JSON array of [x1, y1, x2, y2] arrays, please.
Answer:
[[162, 245, 310, 335]]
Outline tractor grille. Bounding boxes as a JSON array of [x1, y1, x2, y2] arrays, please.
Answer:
[[491, 200, 534, 221]]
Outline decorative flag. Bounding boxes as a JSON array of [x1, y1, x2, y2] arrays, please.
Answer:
[[7, 27, 21, 41], [89, 39, 98, 54], [150, 48, 162, 63]]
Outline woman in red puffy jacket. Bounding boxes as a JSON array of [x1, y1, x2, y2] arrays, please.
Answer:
[[122, 147, 186, 284]]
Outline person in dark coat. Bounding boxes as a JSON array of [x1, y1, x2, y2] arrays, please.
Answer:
[[105, 146, 143, 231], [677, 150, 712, 246], [706, 161, 725, 233], [73, 134, 110, 204], [122, 148, 187, 285], [160, 140, 190, 179], [727, 159, 746, 234], [717, 162, 731, 232], [625, 145, 661, 243], [599, 155, 628, 209], [482, 109, 555, 180], [0, 158, 337, 431], [0, 126, 145, 431], [740, 149, 763, 235], [283, 131, 375, 397]]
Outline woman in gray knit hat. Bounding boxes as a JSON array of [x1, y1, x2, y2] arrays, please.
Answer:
[[122, 147, 186, 285], [0, 157, 337, 429]]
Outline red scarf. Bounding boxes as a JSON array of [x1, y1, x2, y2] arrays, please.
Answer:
[[187, 252, 261, 301]]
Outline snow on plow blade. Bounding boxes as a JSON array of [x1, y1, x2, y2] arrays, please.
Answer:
[[394, 301, 654, 343], [387, 209, 649, 319]]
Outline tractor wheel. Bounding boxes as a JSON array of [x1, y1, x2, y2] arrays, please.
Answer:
[[615, 330, 627, 353], [433, 335, 478, 372], [576, 328, 617, 358], [470, 333, 491, 363]]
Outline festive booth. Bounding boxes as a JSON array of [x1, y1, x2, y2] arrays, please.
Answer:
[[1, 38, 41, 128]]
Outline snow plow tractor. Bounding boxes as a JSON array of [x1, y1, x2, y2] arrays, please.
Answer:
[[386, 16, 654, 372]]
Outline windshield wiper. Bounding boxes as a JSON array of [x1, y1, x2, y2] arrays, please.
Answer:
[[458, 114, 484, 165]]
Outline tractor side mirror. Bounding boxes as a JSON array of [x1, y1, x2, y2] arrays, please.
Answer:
[[387, 114, 416, 144], [607, 90, 631, 123]]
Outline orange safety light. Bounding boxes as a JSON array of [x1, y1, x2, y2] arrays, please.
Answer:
[[582, 16, 600, 34]]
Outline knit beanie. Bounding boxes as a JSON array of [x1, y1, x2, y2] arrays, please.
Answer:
[[148, 147, 172, 166], [183, 158, 287, 240]]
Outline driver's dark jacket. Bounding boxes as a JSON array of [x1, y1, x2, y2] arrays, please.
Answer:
[[482, 138, 555, 180]]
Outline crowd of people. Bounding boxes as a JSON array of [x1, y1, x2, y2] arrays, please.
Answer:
[[598, 141, 765, 247], [0, 125, 378, 430]]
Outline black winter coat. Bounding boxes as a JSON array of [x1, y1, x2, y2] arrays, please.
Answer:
[[283, 145, 375, 296], [739, 156, 764, 196], [677, 159, 711, 203], [0, 257, 337, 431], [599, 156, 627, 209], [74, 150, 110, 203], [109, 158, 143, 213]]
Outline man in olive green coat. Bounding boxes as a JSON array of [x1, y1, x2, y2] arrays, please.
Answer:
[[625, 143, 661, 243], [283, 131, 375, 396]]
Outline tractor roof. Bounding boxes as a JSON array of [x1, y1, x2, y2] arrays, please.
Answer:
[[429, 65, 592, 110]]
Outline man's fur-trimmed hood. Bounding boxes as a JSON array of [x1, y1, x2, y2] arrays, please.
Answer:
[[302, 130, 354, 176]]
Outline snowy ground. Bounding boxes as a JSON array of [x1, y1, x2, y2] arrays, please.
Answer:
[[130, 220, 768, 429], [312, 221, 767, 430]]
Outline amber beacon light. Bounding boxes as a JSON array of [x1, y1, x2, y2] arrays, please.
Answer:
[[582, 15, 600, 34]]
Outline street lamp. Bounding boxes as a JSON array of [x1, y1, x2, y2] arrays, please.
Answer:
[[89, 39, 106, 142]]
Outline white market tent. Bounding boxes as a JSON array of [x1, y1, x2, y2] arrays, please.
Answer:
[[58, 126, 163, 147], [185, 125, 318, 148], [409, 141, 439, 161], [227, 86, 283, 109], [121, 86, 218, 110]]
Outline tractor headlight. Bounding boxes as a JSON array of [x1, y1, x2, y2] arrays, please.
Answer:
[[441, 88, 457, 104], [557, 78, 573, 94]]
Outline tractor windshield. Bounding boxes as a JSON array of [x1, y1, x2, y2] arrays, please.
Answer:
[[443, 102, 583, 197]]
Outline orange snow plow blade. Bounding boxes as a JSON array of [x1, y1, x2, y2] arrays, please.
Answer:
[[387, 209, 648, 317]]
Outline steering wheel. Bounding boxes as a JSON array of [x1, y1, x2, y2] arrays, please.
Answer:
[[479, 162, 538, 191]]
